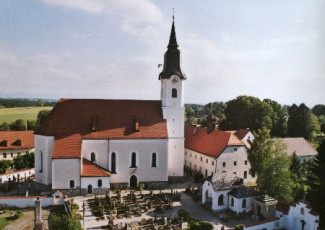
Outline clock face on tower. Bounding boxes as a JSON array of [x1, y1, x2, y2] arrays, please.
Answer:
[[171, 76, 179, 84]]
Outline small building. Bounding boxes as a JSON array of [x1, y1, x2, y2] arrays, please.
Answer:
[[184, 125, 256, 184], [254, 195, 278, 219], [0, 131, 34, 160], [202, 172, 260, 213], [245, 200, 319, 230], [281, 137, 317, 162]]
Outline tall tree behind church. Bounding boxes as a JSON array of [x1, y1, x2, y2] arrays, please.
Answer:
[[287, 103, 320, 140]]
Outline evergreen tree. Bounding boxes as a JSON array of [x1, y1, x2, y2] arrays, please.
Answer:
[[306, 140, 325, 227], [289, 152, 304, 201]]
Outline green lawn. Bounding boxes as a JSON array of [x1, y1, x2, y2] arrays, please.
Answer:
[[0, 217, 13, 230], [0, 106, 53, 123]]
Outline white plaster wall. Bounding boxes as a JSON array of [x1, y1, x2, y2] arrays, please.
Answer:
[[245, 219, 280, 230], [0, 196, 54, 208], [52, 159, 80, 189], [168, 138, 184, 176], [108, 139, 168, 184], [81, 177, 110, 189], [229, 196, 255, 213], [34, 135, 54, 185], [81, 139, 109, 169], [212, 190, 230, 211], [185, 149, 217, 177], [217, 146, 256, 184], [161, 76, 183, 108], [202, 180, 215, 204], [0, 169, 34, 184], [0, 148, 34, 160], [285, 202, 320, 230]]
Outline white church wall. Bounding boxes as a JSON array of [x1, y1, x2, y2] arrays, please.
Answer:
[[185, 148, 216, 177], [81, 177, 110, 190], [81, 139, 109, 169], [34, 135, 54, 185], [168, 138, 184, 177], [217, 146, 256, 184], [108, 139, 168, 184], [160, 76, 183, 108], [212, 189, 230, 211], [52, 159, 80, 190], [229, 196, 255, 214]]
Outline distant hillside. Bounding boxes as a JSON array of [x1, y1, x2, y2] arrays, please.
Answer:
[[0, 98, 57, 108], [0, 106, 53, 123]]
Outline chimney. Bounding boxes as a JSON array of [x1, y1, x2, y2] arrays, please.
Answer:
[[206, 114, 217, 134], [193, 125, 197, 135]]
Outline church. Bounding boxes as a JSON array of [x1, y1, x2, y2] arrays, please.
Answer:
[[34, 20, 186, 195]]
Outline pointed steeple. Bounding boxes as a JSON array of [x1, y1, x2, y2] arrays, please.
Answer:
[[159, 17, 186, 80], [167, 18, 178, 49]]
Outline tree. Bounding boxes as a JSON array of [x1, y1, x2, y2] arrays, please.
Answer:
[[248, 128, 295, 202], [10, 119, 26, 130], [306, 140, 325, 227], [13, 153, 34, 170], [312, 104, 325, 116], [263, 99, 287, 137], [37, 109, 51, 126], [189, 221, 213, 230], [287, 103, 318, 140], [37, 99, 45, 107], [289, 153, 304, 201], [27, 120, 38, 130], [0, 122, 10, 130], [0, 160, 12, 174], [219, 96, 272, 133], [185, 117, 196, 125]]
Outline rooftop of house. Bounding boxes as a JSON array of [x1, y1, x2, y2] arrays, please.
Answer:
[[185, 125, 245, 158], [228, 184, 261, 198], [0, 131, 34, 150], [281, 137, 317, 157], [206, 172, 242, 191], [35, 99, 168, 159], [81, 158, 110, 177]]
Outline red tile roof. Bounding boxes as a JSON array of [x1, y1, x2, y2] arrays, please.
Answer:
[[35, 99, 168, 158], [81, 158, 110, 177], [234, 128, 250, 140], [0, 131, 34, 150], [185, 126, 245, 158]]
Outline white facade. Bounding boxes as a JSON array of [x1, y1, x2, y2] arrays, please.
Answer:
[[228, 195, 254, 214], [185, 146, 256, 184], [34, 135, 54, 185], [202, 180, 230, 211], [81, 177, 110, 191], [161, 75, 185, 177], [52, 159, 80, 190], [0, 148, 34, 160]]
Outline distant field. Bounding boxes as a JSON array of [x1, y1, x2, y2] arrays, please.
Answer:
[[0, 107, 53, 123]]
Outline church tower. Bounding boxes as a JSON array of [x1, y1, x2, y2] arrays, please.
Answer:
[[159, 18, 186, 178]]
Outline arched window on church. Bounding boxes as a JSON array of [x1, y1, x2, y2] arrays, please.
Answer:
[[91, 152, 96, 162], [98, 179, 102, 188], [130, 152, 137, 168], [172, 88, 177, 98], [70, 180, 75, 188], [242, 199, 247, 208], [218, 194, 224, 206], [151, 153, 157, 167], [231, 197, 234, 206], [111, 152, 116, 173], [39, 151, 43, 173]]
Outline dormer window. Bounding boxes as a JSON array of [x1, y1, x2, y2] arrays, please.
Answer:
[[0, 140, 8, 147]]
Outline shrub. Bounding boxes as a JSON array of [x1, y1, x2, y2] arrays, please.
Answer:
[[189, 221, 213, 230]]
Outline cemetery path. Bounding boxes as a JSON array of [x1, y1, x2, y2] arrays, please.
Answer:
[[4, 210, 34, 230]]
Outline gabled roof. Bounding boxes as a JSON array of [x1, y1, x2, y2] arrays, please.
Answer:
[[0, 131, 34, 150], [234, 129, 250, 140], [35, 99, 168, 159], [229, 185, 261, 198], [281, 138, 317, 157], [185, 125, 245, 158], [81, 158, 110, 177], [206, 172, 242, 191]]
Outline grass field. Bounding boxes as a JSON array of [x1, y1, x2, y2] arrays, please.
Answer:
[[0, 107, 53, 123]]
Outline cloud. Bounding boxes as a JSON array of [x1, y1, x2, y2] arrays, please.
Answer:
[[43, 0, 166, 41], [0, 46, 160, 100], [270, 31, 319, 45]]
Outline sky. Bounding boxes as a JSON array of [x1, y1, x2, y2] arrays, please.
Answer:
[[0, 0, 324, 107]]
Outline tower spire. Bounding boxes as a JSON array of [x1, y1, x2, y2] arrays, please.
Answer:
[[159, 13, 186, 80], [168, 9, 178, 49]]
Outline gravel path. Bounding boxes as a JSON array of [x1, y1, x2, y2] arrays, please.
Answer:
[[4, 211, 34, 230]]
